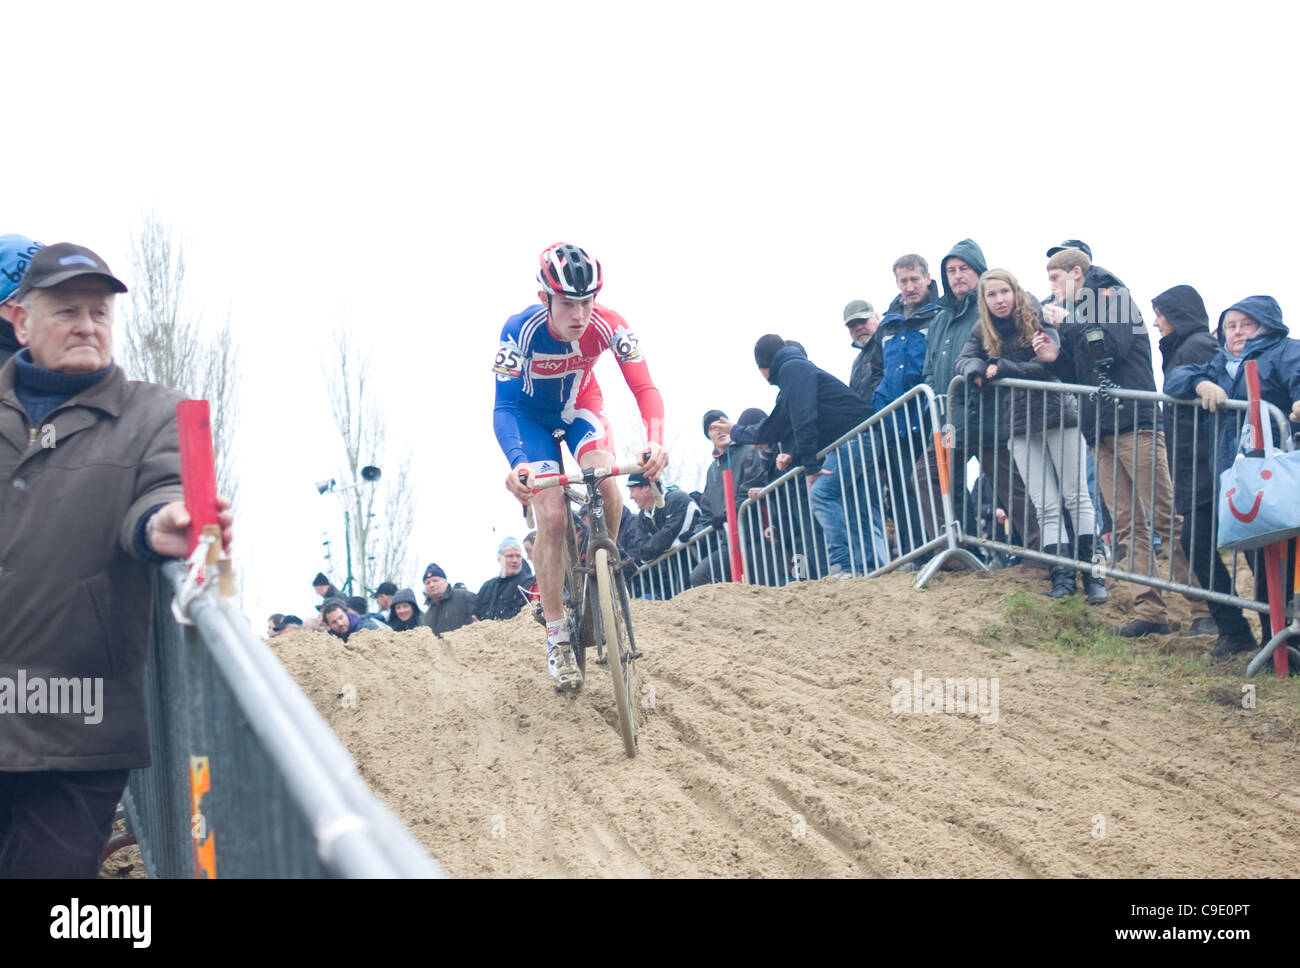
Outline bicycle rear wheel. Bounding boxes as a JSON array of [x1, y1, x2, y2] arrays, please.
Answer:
[[595, 548, 638, 758]]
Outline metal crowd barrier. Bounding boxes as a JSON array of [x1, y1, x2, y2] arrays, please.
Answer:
[[738, 383, 984, 588], [627, 524, 729, 600], [122, 562, 444, 878], [626, 384, 984, 597], [944, 374, 1295, 621]]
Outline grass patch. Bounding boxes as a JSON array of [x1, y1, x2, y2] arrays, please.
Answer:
[[996, 587, 1300, 742], [1002, 591, 1132, 661]]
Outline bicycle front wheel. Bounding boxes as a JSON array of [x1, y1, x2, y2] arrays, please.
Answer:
[[595, 548, 638, 758]]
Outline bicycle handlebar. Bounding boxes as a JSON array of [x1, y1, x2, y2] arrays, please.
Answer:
[[524, 460, 665, 517]]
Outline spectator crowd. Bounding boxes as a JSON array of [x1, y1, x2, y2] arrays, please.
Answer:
[[265, 237, 1299, 666]]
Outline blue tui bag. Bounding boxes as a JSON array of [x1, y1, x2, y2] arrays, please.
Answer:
[[1217, 411, 1300, 551]]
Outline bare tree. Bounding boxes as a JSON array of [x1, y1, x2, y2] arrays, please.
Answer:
[[324, 326, 415, 597], [119, 214, 240, 505], [375, 453, 416, 586]]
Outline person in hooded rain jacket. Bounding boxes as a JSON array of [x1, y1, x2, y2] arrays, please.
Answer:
[[1165, 294, 1300, 659], [386, 587, 424, 632]]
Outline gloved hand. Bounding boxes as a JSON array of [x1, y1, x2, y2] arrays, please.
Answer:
[[1196, 380, 1228, 412]]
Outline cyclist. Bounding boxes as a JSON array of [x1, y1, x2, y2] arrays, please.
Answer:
[[496, 243, 668, 689]]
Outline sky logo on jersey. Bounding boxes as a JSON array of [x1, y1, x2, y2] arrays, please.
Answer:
[[531, 355, 593, 376]]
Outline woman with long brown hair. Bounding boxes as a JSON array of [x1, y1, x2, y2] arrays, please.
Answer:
[[955, 269, 1104, 602]]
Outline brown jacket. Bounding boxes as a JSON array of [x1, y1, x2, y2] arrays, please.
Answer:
[[0, 360, 184, 771]]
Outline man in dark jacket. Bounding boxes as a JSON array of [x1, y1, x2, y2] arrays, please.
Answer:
[[0, 242, 233, 876], [622, 475, 702, 563], [689, 409, 770, 586], [419, 562, 478, 636], [916, 239, 1039, 552], [732, 336, 885, 576], [1166, 294, 1300, 658], [1039, 248, 1196, 637], [844, 300, 879, 402], [1152, 286, 1221, 638], [864, 255, 941, 556], [474, 537, 534, 622], [0, 234, 43, 369]]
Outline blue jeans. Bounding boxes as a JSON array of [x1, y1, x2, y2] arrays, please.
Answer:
[[808, 442, 887, 573]]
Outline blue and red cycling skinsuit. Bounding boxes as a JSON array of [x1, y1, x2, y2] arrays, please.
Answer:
[[493, 302, 664, 473]]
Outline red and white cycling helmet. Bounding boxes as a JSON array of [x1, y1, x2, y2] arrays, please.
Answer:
[[537, 243, 602, 299]]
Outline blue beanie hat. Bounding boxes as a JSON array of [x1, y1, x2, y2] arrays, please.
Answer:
[[423, 562, 446, 581]]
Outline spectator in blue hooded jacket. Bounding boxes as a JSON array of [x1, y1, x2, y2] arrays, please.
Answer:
[[1165, 295, 1300, 659]]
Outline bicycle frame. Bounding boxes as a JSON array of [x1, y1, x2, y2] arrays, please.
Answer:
[[527, 460, 647, 755], [534, 464, 641, 660]]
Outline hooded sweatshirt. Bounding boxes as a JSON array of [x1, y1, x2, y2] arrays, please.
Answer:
[[731, 345, 872, 473], [387, 587, 424, 632], [924, 239, 996, 449], [1152, 285, 1220, 513], [1165, 294, 1300, 482]]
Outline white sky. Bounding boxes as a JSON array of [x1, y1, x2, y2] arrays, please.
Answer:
[[7, 0, 1299, 628]]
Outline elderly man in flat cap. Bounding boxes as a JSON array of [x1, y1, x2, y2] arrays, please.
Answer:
[[0, 243, 232, 876]]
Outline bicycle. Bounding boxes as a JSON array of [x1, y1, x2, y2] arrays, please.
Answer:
[[523, 456, 660, 758]]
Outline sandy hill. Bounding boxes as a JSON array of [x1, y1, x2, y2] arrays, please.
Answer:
[[270, 567, 1299, 877]]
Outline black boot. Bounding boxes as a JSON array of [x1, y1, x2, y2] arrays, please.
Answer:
[[1077, 535, 1108, 605], [1043, 545, 1077, 598]]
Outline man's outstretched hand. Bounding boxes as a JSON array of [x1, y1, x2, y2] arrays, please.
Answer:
[[147, 496, 233, 558]]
